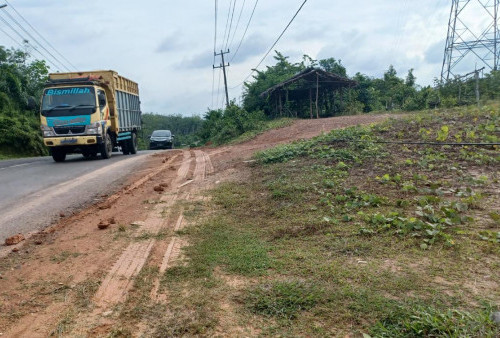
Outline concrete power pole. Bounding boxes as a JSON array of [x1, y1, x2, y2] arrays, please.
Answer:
[[214, 50, 230, 108]]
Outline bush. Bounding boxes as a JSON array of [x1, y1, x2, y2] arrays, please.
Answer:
[[0, 111, 46, 156], [199, 103, 266, 145]]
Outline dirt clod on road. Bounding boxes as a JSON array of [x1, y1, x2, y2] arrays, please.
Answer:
[[4, 234, 25, 246]]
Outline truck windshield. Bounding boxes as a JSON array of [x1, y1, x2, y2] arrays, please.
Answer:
[[41, 87, 96, 117]]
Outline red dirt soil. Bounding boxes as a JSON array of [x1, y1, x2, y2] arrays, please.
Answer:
[[0, 114, 397, 337]]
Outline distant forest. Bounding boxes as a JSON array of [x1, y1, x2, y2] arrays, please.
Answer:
[[2, 46, 500, 156]]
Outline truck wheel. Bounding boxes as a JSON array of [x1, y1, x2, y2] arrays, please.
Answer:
[[121, 141, 130, 155], [51, 148, 66, 162], [100, 133, 113, 159], [128, 133, 138, 154]]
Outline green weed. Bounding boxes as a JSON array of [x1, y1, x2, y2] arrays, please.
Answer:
[[370, 305, 499, 337], [246, 281, 322, 320]]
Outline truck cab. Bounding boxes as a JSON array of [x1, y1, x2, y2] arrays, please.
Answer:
[[40, 71, 141, 162]]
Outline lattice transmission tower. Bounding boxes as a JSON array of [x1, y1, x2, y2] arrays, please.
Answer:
[[441, 0, 500, 81]]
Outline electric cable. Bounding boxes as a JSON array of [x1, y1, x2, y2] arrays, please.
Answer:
[[0, 25, 24, 48], [227, 0, 246, 52], [5, 0, 77, 70], [0, 13, 62, 71], [232, 0, 308, 89], [212, 0, 219, 109], [0, 9, 70, 71], [224, 0, 238, 50], [214, 0, 218, 55], [229, 0, 258, 63], [220, 0, 234, 51]]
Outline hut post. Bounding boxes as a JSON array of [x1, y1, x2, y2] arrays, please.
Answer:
[[279, 91, 283, 116], [309, 88, 313, 119], [315, 73, 319, 119], [274, 94, 279, 118], [285, 89, 289, 117], [340, 87, 343, 112]]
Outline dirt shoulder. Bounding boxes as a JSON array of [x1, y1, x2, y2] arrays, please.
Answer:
[[0, 114, 400, 337]]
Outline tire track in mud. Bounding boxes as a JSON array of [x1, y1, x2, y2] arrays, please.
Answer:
[[93, 150, 193, 308], [7, 150, 214, 337], [150, 150, 213, 300]]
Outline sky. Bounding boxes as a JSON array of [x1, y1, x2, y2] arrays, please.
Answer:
[[0, 0, 488, 116]]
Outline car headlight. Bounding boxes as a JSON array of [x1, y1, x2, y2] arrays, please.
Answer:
[[41, 125, 56, 137], [86, 122, 102, 135]]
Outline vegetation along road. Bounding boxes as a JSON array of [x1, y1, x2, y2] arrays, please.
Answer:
[[1, 109, 497, 336]]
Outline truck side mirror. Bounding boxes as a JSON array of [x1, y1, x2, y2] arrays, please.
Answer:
[[26, 97, 38, 110], [98, 94, 106, 106]]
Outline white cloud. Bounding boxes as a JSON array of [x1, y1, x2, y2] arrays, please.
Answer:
[[0, 0, 485, 115]]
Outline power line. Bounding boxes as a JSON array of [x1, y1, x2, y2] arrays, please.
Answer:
[[0, 9, 70, 71], [4, 0, 77, 70], [224, 0, 238, 50], [221, 0, 234, 51], [227, 0, 246, 51], [0, 13, 62, 71], [0, 25, 23, 48], [229, 0, 259, 63], [214, 0, 218, 54], [232, 0, 308, 88], [212, 0, 219, 109]]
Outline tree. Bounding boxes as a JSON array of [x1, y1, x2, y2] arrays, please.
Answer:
[[0, 46, 49, 156], [319, 57, 346, 77]]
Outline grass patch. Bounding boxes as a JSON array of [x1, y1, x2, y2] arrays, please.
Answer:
[[246, 281, 323, 320], [49, 311, 75, 337], [73, 279, 100, 309], [370, 304, 499, 337], [134, 229, 169, 241], [120, 266, 161, 321], [50, 251, 80, 263], [0, 152, 29, 160], [229, 117, 296, 145], [152, 106, 500, 335], [163, 214, 270, 283]]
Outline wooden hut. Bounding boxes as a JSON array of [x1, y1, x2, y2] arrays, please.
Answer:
[[260, 68, 357, 118]]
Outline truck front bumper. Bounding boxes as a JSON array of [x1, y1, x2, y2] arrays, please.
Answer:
[[44, 135, 102, 147]]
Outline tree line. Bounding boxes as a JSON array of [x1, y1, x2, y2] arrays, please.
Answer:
[[1, 46, 499, 156], [200, 51, 500, 144], [0, 47, 48, 157]]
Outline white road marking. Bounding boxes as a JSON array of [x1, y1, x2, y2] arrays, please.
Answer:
[[0, 163, 32, 171]]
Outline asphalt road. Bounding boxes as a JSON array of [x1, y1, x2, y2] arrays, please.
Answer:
[[0, 150, 161, 245]]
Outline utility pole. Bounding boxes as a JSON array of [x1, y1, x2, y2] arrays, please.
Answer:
[[214, 49, 230, 108]]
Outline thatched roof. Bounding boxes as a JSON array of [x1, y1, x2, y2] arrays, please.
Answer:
[[260, 68, 357, 98]]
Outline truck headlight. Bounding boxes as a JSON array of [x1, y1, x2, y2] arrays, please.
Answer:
[[86, 122, 102, 135], [41, 125, 55, 137]]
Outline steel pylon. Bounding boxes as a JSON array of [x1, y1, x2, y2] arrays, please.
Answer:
[[441, 0, 500, 81]]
